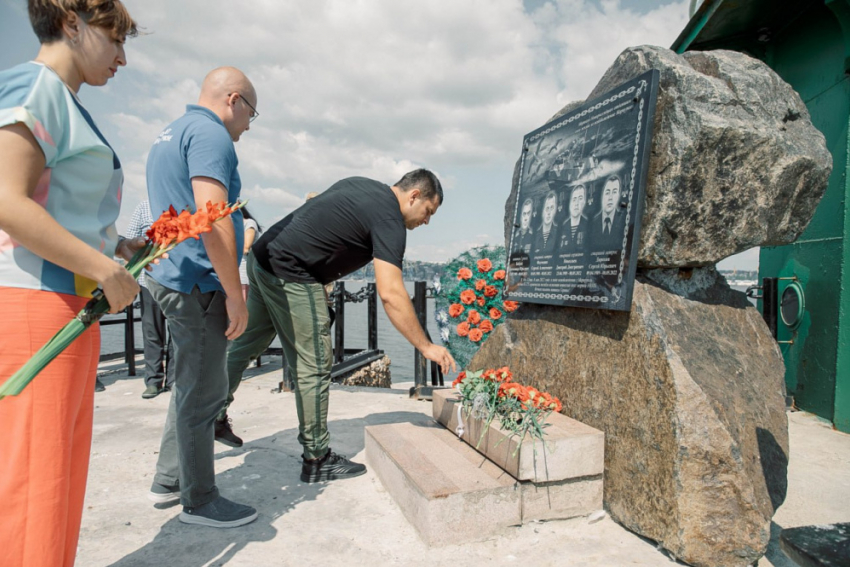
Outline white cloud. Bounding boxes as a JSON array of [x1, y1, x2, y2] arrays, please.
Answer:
[[2, 0, 704, 264]]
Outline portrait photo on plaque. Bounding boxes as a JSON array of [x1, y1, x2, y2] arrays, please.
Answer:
[[505, 69, 659, 311]]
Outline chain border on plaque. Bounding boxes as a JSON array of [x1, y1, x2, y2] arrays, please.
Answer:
[[617, 79, 647, 288], [508, 78, 648, 306], [509, 291, 609, 304], [526, 85, 637, 144]]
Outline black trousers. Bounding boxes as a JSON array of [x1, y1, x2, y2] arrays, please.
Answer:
[[140, 285, 174, 388]]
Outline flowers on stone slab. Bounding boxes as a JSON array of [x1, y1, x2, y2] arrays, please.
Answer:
[[452, 366, 562, 448], [0, 201, 245, 400]]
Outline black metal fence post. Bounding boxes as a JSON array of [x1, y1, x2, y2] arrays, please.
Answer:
[[409, 281, 430, 399], [762, 277, 779, 340], [367, 283, 378, 351], [124, 300, 136, 376], [334, 281, 346, 364]]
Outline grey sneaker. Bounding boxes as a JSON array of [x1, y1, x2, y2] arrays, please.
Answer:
[[148, 481, 180, 504], [141, 384, 161, 399], [179, 496, 258, 528]]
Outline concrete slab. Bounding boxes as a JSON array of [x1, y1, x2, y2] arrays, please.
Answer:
[[432, 388, 605, 482], [365, 421, 521, 546], [66, 357, 850, 566]]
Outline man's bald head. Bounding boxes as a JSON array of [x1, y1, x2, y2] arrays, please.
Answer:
[[197, 66, 256, 142], [199, 67, 255, 104]]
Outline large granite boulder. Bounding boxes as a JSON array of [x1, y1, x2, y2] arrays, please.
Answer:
[[504, 46, 832, 267], [470, 269, 789, 567]]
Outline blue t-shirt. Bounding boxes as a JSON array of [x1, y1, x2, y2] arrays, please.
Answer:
[[146, 105, 244, 294]]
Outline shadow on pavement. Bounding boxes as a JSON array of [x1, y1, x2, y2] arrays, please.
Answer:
[[108, 411, 429, 566]]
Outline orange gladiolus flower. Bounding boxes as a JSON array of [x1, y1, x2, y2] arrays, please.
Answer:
[[457, 267, 473, 280], [448, 303, 464, 318], [476, 296, 485, 307], [147, 201, 235, 247], [456, 322, 470, 337], [503, 300, 519, 312], [475, 279, 486, 291], [493, 270, 506, 280], [484, 285, 498, 298], [479, 319, 493, 333], [477, 258, 492, 273], [489, 308, 502, 320], [468, 328, 484, 342], [452, 371, 467, 387], [467, 310, 481, 325], [460, 289, 476, 305]]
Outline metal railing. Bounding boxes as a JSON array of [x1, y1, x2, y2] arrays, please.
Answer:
[[409, 280, 445, 400], [98, 299, 143, 376], [269, 281, 385, 392]]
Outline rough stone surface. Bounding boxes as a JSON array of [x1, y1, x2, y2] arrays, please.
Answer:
[[432, 388, 605, 482], [338, 355, 392, 388], [504, 46, 832, 267], [469, 267, 789, 567]]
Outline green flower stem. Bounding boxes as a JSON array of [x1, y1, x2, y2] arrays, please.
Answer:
[[0, 243, 171, 400], [0, 202, 243, 400]]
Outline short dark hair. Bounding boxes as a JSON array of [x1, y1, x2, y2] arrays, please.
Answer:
[[604, 174, 621, 192], [29, 0, 138, 44], [394, 168, 443, 205], [570, 184, 587, 199]]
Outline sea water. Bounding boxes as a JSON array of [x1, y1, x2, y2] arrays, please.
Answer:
[[101, 282, 757, 383], [99, 281, 446, 383]]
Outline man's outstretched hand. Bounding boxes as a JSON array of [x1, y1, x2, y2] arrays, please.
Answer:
[[420, 343, 457, 375]]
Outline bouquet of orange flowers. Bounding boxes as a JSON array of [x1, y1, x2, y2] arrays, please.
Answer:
[[452, 366, 562, 449], [0, 201, 244, 400], [433, 245, 519, 369]]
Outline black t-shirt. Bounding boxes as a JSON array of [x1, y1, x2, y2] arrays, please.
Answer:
[[253, 177, 407, 284]]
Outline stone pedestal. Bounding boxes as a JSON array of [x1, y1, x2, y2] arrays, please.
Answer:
[[365, 421, 520, 547], [366, 400, 604, 546], [470, 270, 789, 567], [432, 388, 604, 482]]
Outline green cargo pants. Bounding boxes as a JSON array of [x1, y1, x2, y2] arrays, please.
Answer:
[[222, 253, 278, 417], [242, 259, 333, 459]]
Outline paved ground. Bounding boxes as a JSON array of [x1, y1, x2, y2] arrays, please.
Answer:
[[78, 356, 850, 567]]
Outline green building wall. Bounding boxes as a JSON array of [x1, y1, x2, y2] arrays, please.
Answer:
[[675, 0, 850, 432], [761, 2, 849, 432]]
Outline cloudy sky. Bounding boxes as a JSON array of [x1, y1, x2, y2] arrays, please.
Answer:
[[0, 0, 757, 270]]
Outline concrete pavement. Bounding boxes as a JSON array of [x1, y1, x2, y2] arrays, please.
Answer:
[[77, 356, 850, 567]]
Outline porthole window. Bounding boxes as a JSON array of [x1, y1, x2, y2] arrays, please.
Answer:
[[780, 281, 805, 329]]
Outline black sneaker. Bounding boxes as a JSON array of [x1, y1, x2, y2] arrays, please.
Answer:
[[141, 384, 161, 399], [148, 481, 180, 504], [95, 378, 106, 392], [179, 496, 258, 528], [300, 449, 367, 483], [214, 415, 243, 447]]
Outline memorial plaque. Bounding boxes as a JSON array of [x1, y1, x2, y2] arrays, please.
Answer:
[[505, 70, 659, 311]]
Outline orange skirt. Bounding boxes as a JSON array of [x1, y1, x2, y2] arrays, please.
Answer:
[[0, 287, 100, 567]]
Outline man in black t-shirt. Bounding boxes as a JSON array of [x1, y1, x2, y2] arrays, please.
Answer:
[[240, 169, 456, 483]]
